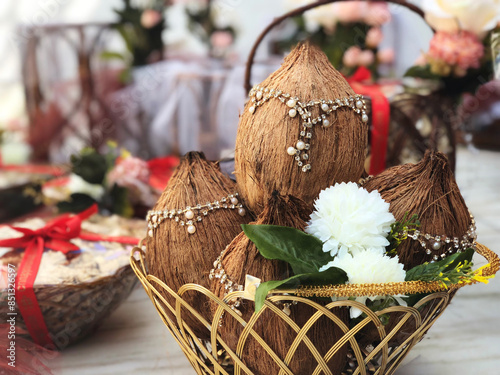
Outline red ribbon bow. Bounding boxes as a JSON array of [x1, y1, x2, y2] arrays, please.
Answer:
[[0, 205, 138, 348]]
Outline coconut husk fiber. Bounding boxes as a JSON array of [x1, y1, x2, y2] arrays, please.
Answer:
[[212, 193, 349, 374], [235, 42, 368, 214], [146, 151, 253, 340], [363, 150, 471, 269]]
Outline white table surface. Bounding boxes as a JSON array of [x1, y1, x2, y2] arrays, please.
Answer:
[[47, 148, 500, 375]]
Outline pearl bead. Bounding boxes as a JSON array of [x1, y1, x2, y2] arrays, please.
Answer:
[[322, 119, 331, 127], [362, 114, 369, 122], [187, 225, 196, 234], [432, 241, 442, 250], [321, 103, 329, 112], [296, 141, 306, 150], [256, 91, 263, 100], [238, 208, 246, 216], [289, 109, 297, 117], [148, 229, 153, 237], [249, 106, 255, 114], [287, 99, 296, 108], [230, 197, 239, 205], [356, 100, 363, 109], [287, 146, 297, 155], [185, 210, 194, 220]]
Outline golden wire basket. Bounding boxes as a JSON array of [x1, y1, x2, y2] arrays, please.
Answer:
[[130, 242, 499, 375]]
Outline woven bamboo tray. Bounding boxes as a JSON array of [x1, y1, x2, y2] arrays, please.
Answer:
[[130, 242, 499, 375]]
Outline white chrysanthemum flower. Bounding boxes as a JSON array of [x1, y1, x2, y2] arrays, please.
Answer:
[[320, 250, 407, 318], [306, 182, 395, 257]]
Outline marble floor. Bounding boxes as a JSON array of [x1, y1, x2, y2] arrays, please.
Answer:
[[48, 148, 500, 375]]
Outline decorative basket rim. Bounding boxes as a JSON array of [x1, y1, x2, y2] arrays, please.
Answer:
[[130, 241, 498, 299]]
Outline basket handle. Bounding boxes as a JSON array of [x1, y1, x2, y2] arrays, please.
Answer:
[[244, 0, 430, 93]]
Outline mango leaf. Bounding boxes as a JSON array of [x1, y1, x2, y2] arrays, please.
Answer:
[[242, 224, 333, 275], [254, 267, 347, 312]]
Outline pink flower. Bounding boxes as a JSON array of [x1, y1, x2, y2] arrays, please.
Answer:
[[366, 27, 383, 48], [358, 50, 375, 67], [365, 3, 391, 26], [140, 9, 162, 29], [210, 31, 233, 49], [427, 31, 484, 75], [377, 48, 395, 64], [343, 46, 362, 67], [108, 156, 155, 205]]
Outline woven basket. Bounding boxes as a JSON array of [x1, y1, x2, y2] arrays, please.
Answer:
[[131, 241, 499, 375], [0, 215, 143, 350], [0, 264, 138, 350]]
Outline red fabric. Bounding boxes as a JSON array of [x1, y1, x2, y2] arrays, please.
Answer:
[[147, 156, 180, 191], [0, 164, 65, 177], [0, 205, 139, 347], [347, 67, 391, 176]]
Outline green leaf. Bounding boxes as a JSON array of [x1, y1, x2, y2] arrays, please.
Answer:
[[254, 267, 347, 312], [405, 249, 474, 282], [242, 224, 333, 275]]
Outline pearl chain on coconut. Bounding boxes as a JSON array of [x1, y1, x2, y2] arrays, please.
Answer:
[[147, 193, 246, 236], [399, 213, 478, 261], [248, 86, 368, 172]]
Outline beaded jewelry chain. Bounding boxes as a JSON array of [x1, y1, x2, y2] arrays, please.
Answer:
[[395, 213, 477, 261], [146, 193, 246, 237], [210, 246, 244, 326], [248, 85, 369, 172]]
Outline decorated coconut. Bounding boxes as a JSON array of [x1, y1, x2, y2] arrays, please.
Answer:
[[235, 42, 369, 214], [146, 152, 253, 339], [363, 151, 474, 269], [210, 193, 348, 374]]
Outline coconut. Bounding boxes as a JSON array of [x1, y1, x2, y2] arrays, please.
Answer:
[[235, 42, 368, 214], [212, 193, 348, 374], [363, 151, 472, 269], [146, 151, 253, 340]]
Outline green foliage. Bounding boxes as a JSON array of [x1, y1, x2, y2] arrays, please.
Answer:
[[255, 267, 347, 312], [71, 148, 109, 184], [387, 212, 420, 255], [242, 224, 332, 275], [405, 248, 475, 285], [242, 224, 348, 312], [57, 193, 97, 214], [109, 0, 165, 68]]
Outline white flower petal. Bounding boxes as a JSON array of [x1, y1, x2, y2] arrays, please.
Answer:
[[306, 182, 395, 258]]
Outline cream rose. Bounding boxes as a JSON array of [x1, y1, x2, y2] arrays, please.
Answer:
[[423, 0, 500, 37]]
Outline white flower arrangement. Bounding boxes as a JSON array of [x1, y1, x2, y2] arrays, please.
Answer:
[[305, 182, 406, 317], [243, 182, 487, 316], [320, 250, 407, 318], [306, 182, 395, 257]]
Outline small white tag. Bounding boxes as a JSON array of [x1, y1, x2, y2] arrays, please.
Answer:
[[242, 274, 261, 300]]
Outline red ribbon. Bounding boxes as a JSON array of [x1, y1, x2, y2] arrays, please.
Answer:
[[0, 205, 139, 347], [147, 156, 179, 191], [347, 67, 391, 175], [0, 164, 65, 177]]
